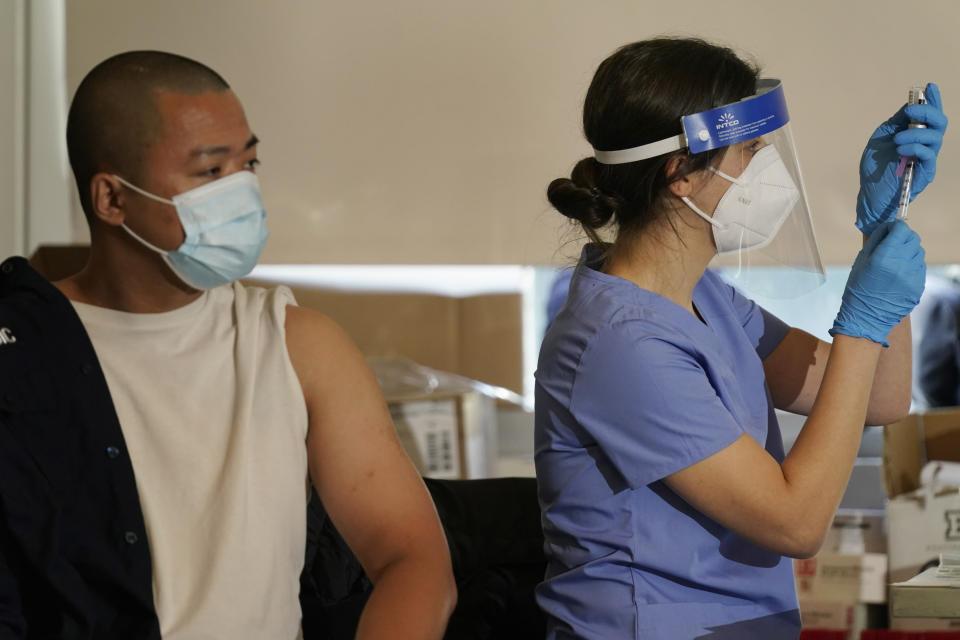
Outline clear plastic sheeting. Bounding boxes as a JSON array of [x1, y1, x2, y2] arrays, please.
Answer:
[[368, 356, 525, 406]]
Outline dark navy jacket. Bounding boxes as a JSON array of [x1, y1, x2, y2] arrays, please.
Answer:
[[0, 257, 160, 639]]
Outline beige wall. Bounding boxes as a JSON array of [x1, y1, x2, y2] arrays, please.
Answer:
[[0, 1, 22, 257], [66, 0, 960, 265]]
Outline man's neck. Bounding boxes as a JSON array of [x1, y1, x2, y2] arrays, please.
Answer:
[[55, 230, 203, 313]]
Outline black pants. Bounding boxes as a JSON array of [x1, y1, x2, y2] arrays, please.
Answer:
[[300, 477, 546, 640]]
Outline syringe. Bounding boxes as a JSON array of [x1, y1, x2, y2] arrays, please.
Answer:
[[895, 85, 927, 221]]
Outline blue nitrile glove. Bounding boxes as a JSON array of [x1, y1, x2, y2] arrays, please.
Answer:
[[831, 220, 926, 346], [856, 83, 948, 236]]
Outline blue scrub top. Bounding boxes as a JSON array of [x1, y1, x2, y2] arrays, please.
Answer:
[[535, 246, 801, 639]]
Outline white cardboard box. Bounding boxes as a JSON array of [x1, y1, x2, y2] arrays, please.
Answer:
[[794, 511, 888, 606], [794, 510, 889, 640], [889, 566, 960, 630], [890, 566, 960, 618], [883, 410, 960, 583], [822, 510, 887, 555], [388, 391, 497, 480], [795, 553, 888, 604], [797, 599, 854, 629], [887, 489, 960, 583]]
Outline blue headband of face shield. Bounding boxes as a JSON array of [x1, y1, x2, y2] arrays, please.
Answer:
[[593, 79, 789, 164]]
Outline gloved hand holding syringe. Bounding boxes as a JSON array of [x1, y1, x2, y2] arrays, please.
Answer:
[[855, 82, 948, 237], [895, 86, 928, 221]]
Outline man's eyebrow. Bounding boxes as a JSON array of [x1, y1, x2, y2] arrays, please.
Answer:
[[190, 144, 230, 158], [189, 134, 259, 158]]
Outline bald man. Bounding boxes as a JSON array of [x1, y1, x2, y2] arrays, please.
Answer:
[[0, 51, 455, 640]]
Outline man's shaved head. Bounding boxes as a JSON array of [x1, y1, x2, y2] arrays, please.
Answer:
[[66, 51, 230, 217]]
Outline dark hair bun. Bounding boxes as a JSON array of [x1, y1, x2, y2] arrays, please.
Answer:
[[547, 158, 621, 229]]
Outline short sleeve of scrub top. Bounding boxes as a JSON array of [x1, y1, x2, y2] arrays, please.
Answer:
[[534, 248, 798, 640], [728, 278, 789, 360]]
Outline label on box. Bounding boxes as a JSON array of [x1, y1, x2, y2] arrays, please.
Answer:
[[823, 511, 887, 555], [794, 553, 888, 604], [798, 599, 856, 631], [389, 399, 460, 479], [888, 490, 960, 583]]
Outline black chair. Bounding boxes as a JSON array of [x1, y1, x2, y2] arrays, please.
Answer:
[[300, 477, 546, 640]]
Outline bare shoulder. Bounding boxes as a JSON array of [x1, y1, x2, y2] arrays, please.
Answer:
[[285, 304, 353, 352], [284, 304, 372, 403]]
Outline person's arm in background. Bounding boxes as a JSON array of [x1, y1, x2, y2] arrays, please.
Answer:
[[286, 307, 456, 640], [763, 83, 947, 425], [916, 292, 960, 407]]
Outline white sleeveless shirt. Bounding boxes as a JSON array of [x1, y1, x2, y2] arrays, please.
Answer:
[[72, 283, 309, 640]]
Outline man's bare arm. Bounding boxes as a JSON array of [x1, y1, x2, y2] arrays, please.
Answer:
[[286, 306, 456, 639]]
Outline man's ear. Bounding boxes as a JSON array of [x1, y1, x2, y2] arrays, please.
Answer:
[[89, 173, 129, 227], [665, 154, 695, 198]]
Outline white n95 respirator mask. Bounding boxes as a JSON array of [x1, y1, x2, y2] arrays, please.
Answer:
[[681, 145, 800, 255], [113, 171, 269, 290]]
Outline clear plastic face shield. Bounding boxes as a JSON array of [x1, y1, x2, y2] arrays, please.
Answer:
[[594, 79, 825, 298]]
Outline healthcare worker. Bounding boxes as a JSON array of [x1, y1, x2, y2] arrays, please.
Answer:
[[534, 37, 946, 639]]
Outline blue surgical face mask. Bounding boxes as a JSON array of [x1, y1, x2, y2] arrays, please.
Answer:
[[113, 171, 269, 290]]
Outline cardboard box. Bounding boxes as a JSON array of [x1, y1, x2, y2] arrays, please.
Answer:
[[798, 599, 854, 630], [795, 510, 889, 640], [261, 285, 525, 397], [387, 390, 497, 480], [884, 410, 960, 584], [889, 616, 960, 631], [794, 511, 888, 604], [889, 566, 960, 627], [822, 510, 887, 555], [797, 599, 885, 639], [795, 553, 888, 604]]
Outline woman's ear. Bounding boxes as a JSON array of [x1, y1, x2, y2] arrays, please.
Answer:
[[665, 154, 695, 198]]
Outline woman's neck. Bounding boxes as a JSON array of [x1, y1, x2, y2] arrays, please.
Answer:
[[602, 209, 716, 315]]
